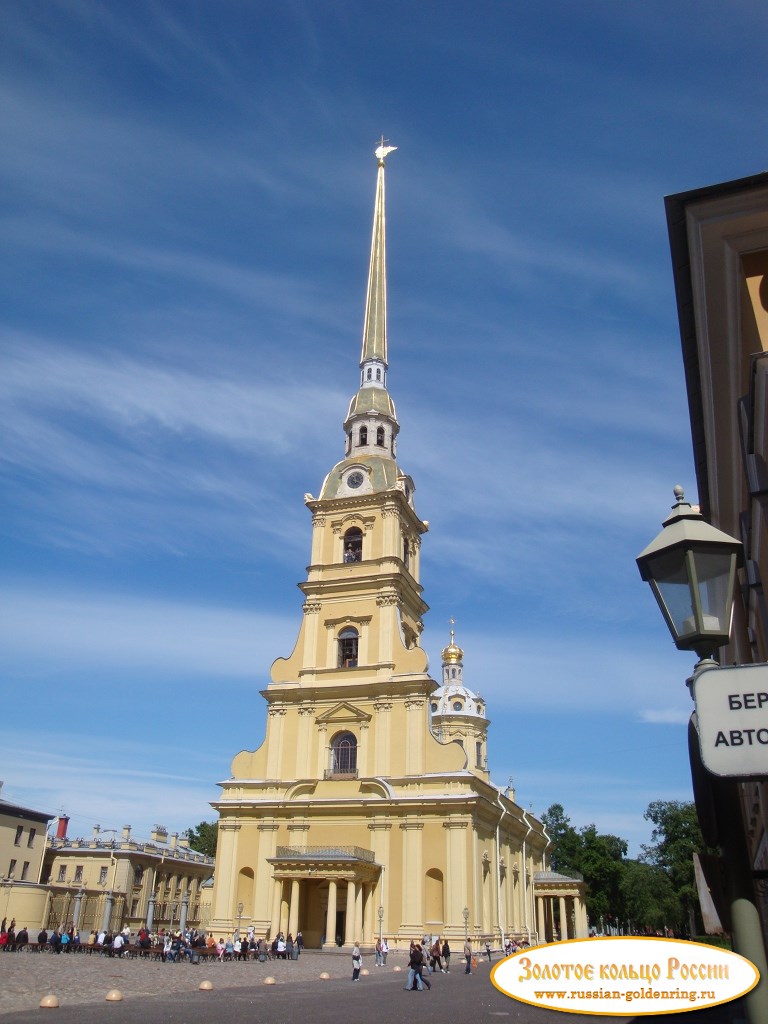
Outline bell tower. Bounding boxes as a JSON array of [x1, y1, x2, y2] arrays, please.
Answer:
[[268, 141, 433, 693]]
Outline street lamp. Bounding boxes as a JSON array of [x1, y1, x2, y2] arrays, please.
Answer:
[[636, 487, 741, 664], [637, 487, 768, 1024], [237, 901, 244, 938], [377, 904, 384, 948], [463, 906, 469, 940]]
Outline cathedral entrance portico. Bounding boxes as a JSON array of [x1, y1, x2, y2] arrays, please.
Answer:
[[268, 846, 380, 949]]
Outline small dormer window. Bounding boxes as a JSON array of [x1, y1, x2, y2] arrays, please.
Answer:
[[453, 700, 463, 712], [431, 702, 438, 713], [358, 426, 368, 446], [376, 426, 385, 446], [376, 368, 381, 380]]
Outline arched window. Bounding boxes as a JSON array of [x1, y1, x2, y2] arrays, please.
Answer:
[[343, 527, 362, 563], [358, 426, 368, 446], [430, 701, 438, 713], [366, 368, 372, 380], [451, 668, 457, 679], [133, 866, 144, 887], [338, 627, 359, 668], [376, 426, 385, 446], [376, 368, 381, 380], [331, 731, 357, 773], [403, 536, 410, 569]]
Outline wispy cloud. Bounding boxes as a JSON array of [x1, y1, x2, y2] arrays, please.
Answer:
[[1, 585, 297, 678]]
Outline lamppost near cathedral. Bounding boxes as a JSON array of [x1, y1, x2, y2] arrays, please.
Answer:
[[463, 905, 469, 940]]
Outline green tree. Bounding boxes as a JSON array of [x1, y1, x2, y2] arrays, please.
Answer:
[[620, 859, 678, 933], [542, 804, 628, 927], [541, 803, 581, 874], [641, 800, 716, 934], [577, 825, 627, 923], [184, 820, 218, 858]]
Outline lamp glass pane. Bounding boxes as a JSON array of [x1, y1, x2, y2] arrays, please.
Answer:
[[691, 550, 735, 633], [647, 548, 696, 638]]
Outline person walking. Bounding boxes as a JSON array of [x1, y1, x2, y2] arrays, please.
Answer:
[[485, 939, 493, 962], [403, 943, 424, 991], [352, 942, 362, 981], [464, 937, 472, 973], [416, 943, 431, 990], [430, 937, 443, 973], [442, 938, 451, 972]]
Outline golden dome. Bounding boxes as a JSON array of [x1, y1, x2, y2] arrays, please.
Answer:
[[441, 623, 464, 664]]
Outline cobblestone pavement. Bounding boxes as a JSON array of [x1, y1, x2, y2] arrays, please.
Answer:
[[0, 949, 360, 1015], [0, 951, 738, 1023]]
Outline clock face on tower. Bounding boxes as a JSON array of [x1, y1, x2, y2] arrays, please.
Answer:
[[347, 471, 364, 489]]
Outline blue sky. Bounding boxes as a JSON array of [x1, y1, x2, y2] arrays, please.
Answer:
[[2, 1, 766, 857]]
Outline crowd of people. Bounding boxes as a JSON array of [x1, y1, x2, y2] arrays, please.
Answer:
[[4, 912, 531, 979], [0, 918, 307, 963]]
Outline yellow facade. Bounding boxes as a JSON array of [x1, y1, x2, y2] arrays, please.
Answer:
[[210, 146, 549, 948], [42, 823, 214, 935], [0, 789, 52, 931]]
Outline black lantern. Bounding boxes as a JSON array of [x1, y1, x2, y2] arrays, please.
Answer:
[[636, 487, 742, 661]]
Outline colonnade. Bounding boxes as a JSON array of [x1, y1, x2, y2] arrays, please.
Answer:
[[535, 889, 589, 941], [270, 874, 379, 948]]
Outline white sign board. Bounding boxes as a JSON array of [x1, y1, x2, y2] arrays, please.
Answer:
[[693, 663, 768, 778]]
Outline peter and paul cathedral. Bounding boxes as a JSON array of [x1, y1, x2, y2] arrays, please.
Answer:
[[209, 143, 583, 948]]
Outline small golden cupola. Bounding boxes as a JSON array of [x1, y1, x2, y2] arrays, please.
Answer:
[[430, 623, 490, 776]]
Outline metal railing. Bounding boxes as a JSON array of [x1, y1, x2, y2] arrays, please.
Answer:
[[323, 768, 358, 780], [275, 845, 375, 862]]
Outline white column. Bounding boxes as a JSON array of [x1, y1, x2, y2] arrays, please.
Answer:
[[324, 880, 337, 948], [558, 896, 568, 940], [270, 879, 283, 938], [345, 880, 356, 945], [288, 879, 300, 938], [537, 896, 546, 941], [355, 881, 363, 943]]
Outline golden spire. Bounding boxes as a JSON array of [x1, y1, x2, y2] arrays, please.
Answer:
[[360, 139, 396, 368]]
